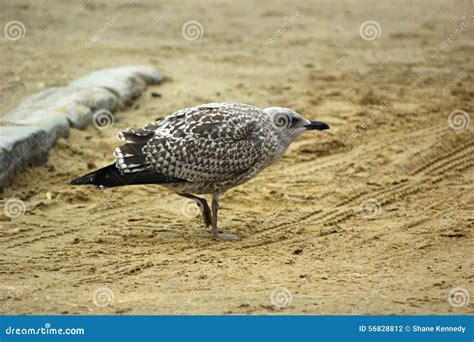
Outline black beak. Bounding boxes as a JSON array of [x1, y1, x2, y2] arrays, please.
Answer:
[[304, 121, 330, 131]]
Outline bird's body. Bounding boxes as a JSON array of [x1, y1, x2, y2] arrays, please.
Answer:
[[115, 103, 291, 194], [71, 102, 329, 240]]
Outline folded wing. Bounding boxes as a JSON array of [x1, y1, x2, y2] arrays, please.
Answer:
[[115, 103, 267, 183]]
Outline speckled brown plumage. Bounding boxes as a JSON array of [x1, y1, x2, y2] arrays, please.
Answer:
[[115, 103, 278, 194]]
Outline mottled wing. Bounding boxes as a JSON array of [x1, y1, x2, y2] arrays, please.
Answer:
[[114, 121, 161, 173], [115, 103, 266, 183]]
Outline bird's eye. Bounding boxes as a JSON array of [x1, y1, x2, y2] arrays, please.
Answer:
[[290, 116, 299, 127]]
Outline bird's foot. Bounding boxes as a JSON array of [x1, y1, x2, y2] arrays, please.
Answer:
[[210, 231, 240, 241]]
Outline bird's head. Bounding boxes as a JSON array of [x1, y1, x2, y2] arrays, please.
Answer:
[[263, 107, 329, 145]]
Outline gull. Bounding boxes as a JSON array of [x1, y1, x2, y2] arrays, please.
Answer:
[[71, 103, 329, 240]]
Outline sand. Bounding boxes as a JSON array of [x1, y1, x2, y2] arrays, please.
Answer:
[[0, 0, 473, 315]]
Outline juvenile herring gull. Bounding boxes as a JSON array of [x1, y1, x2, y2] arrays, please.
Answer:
[[71, 102, 329, 240]]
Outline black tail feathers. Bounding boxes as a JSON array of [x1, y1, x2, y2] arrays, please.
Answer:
[[70, 163, 185, 189]]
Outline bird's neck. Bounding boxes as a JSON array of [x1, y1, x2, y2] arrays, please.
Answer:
[[265, 134, 292, 166]]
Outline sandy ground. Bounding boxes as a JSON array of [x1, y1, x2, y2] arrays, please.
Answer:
[[1, 0, 473, 315]]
